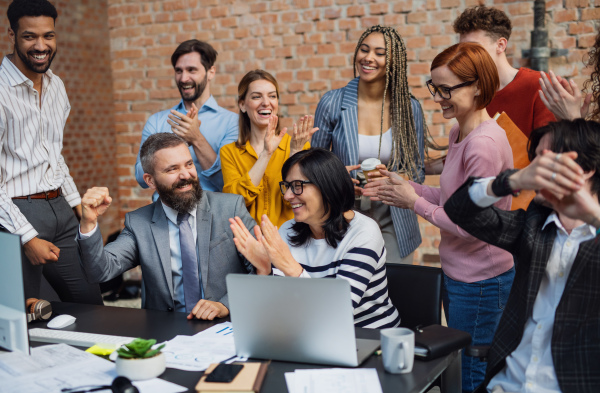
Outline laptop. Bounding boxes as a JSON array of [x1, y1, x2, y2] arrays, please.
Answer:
[[226, 274, 381, 367]]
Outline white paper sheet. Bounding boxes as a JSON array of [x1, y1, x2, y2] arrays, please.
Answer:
[[285, 368, 383, 393], [161, 322, 237, 371], [0, 344, 186, 393]]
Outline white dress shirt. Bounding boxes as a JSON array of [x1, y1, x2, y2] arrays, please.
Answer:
[[79, 202, 202, 312], [469, 178, 597, 393], [0, 56, 81, 244]]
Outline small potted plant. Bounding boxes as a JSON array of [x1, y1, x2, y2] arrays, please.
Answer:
[[115, 338, 166, 381]]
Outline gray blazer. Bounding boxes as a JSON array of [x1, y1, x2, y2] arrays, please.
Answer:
[[312, 77, 424, 258], [77, 191, 255, 312]]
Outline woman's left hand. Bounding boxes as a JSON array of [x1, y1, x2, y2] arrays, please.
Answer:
[[290, 115, 318, 156], [363, 170, 419, 210], [259, 214, 303, 277]]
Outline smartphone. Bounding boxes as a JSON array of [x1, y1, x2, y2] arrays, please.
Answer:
[[204, 363, 244, 383]]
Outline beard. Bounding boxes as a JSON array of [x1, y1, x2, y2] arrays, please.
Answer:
[[15, 39, 56, 74], [178, 73, 208, 103], [156, 176, 203, 214]]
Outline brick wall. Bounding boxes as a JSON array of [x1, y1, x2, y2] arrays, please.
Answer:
[[106, 0, 598, 265], [3, 0, 597, 264], [0, 0, 120, 240]]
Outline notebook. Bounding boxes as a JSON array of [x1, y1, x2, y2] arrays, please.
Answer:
[[196, 362, 269, 393], [226, 275, 380, 367]]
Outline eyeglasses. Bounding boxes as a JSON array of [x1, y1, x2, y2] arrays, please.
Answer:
[[279, 180, 312, 195], [426, 78, 478, 100]]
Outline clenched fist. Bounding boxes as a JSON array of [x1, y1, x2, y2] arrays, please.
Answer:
[[80, 187, 112, 234]]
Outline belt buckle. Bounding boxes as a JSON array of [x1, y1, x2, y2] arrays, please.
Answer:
[[44, 191, 51, 200]]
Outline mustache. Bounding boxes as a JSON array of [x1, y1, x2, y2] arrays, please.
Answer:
[[178, 81, 196, 89], [171, 178, 196, 191]]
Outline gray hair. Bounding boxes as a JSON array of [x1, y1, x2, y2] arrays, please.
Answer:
[[140, 133, 188, 175]]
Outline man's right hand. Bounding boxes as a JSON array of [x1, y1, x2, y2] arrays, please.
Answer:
[[24, 237, 59, 265], [81, 187, 112, 234]]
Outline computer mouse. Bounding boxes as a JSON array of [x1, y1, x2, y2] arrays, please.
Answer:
[[47, 314, 76, 329]]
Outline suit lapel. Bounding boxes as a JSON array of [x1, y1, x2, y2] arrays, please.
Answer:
[[525, 220, 556, 317], [563, 235, 595, 295], [150, 202, 174, 299], [196, 194, 212, 296], [340, 78, 360, 167]]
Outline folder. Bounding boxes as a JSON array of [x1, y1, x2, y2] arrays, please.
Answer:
[[414, 324, 471, 360], [493, 112, 536, 211], [196, 361, 269, 393]]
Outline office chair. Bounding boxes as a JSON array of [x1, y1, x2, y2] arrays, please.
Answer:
[[385, 263, 444, 392], [385, 263, 443, 330]]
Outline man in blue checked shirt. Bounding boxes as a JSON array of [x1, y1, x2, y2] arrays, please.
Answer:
[[135, 40, 238, 197]]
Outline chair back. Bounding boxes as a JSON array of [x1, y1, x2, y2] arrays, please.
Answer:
[[385, 264, 443, 330]]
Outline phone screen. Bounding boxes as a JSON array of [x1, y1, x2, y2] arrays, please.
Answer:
[[204, 363, 244, 383]]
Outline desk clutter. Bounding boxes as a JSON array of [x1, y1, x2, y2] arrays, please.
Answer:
[[0, 344, 185, 393]]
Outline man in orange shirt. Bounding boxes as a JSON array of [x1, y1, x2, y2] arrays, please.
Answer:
[[454, 6, 556, 137]]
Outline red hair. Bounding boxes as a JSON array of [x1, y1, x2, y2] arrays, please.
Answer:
[[430, 42, 499, 110]]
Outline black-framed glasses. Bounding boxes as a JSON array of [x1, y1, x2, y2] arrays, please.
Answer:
[[279, 180, 312, 195], [426, 78, 478, 100]]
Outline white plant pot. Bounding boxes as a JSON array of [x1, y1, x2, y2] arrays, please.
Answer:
[[115, 352, 166, 381]]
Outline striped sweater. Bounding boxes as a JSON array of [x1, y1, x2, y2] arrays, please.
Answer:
[[273, 211, 400, 329]]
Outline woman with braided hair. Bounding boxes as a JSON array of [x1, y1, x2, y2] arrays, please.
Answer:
[[312, 25, 425, 264]]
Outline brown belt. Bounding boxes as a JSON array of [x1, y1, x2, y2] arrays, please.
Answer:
[[12, 189, 62, 200]]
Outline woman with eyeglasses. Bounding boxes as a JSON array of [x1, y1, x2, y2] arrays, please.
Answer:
[[230, 148, 400, 329], [221, 70, 316, 227], [364, 43, 514, 391]]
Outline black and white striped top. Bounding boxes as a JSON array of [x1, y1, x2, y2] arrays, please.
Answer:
[[274, 211, 401, 329], [0, 56, 80, 243]]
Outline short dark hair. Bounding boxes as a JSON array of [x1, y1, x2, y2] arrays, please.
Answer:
[[140, 133, 188, 176], [7, 0, 58, 33], [282, 148, 355, 248], [528, 119, 600, 200], [453, 6, 512, 42], [170, 39, 217, 71]]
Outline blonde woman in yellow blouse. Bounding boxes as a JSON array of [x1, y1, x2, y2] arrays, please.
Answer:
[[221, 70, 316, 227]]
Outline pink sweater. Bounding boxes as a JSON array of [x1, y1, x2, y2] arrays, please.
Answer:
[[411, 120, 514, 283]]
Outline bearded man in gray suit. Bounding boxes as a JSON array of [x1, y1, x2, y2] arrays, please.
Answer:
[[77, 133, 255, 320]]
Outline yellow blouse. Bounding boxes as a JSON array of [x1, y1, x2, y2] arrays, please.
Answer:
[[221, 134, 310, 227]]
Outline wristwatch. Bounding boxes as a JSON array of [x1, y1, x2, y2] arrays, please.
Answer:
[[491, 169, 521, 197]]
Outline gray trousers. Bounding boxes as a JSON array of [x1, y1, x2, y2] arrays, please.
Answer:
[[13, 196, 103, 304]]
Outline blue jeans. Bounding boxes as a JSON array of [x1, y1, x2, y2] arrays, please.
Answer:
[[442, 267, 515, 393]]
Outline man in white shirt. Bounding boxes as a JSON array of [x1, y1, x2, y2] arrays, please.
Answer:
[[78, 133, 255, 319], [0, 0, 101, 303], [444, 119, 600, 393]]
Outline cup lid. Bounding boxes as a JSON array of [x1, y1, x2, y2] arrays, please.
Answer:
[[361, 158, 382, 171]]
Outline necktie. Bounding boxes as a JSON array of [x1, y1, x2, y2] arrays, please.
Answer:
[[177, 212, 201, 313]]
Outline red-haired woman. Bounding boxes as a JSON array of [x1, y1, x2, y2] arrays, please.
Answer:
[[365, 43, 514, 392]]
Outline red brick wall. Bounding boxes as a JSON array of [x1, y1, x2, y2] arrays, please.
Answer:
[[106, 0, 598, 265], [4, 0, 597, 264], [0, 0, 120, 239]]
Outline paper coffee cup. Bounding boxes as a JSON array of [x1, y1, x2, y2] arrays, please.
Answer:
[[361, 158, 382, 179]]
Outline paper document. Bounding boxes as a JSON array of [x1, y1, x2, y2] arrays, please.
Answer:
[[285, 368, 383, 393], [0, 344, 186, 393], [161, 322, 237, 371]]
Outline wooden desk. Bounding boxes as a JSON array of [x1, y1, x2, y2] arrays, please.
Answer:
[[33, 302, 461, 393]]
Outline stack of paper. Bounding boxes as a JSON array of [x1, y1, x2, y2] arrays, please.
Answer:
[[161, 322, 243, 371], [0, 344, 185, 393], [285, 368, 383, 393]]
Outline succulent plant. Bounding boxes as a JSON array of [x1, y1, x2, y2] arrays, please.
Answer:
[[116, 338, 165, 359]]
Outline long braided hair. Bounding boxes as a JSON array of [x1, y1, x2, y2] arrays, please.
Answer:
[[353, 25, 439, 179]]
